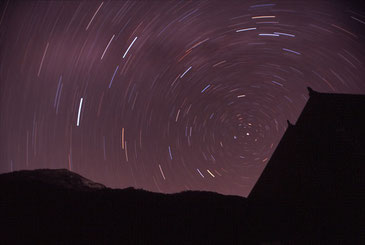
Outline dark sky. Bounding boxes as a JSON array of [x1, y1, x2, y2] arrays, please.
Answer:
[[0, 0, 364, 197]]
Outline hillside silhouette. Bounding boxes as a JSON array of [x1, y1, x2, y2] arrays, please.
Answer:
[[1, 169, 249, 244], [1, 88, 364, 244]]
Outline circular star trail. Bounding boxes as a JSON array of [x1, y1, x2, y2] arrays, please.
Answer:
[[0, 0, 364, 196]]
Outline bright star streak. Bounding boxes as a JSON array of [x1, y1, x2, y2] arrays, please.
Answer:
[[123, 36, 138, 59], [236, 27, 257, 32], [180, 66, 192, 78], [77, 98, 83, 127]]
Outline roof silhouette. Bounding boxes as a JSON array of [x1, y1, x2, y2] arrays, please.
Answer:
[[249, 87, 365, 203]]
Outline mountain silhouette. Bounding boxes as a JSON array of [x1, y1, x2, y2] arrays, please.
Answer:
[[1, 88, 364, 244], [1, 169, 249, 244], [0, 168, 106, 191]]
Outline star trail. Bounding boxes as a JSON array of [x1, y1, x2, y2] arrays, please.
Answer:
[[0, 0, 364, 196]]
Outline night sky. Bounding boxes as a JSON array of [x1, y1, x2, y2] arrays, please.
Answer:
[[0, 0, 364, 197]]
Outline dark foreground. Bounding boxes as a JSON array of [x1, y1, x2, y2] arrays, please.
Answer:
[[0, 168, 363, 244]]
